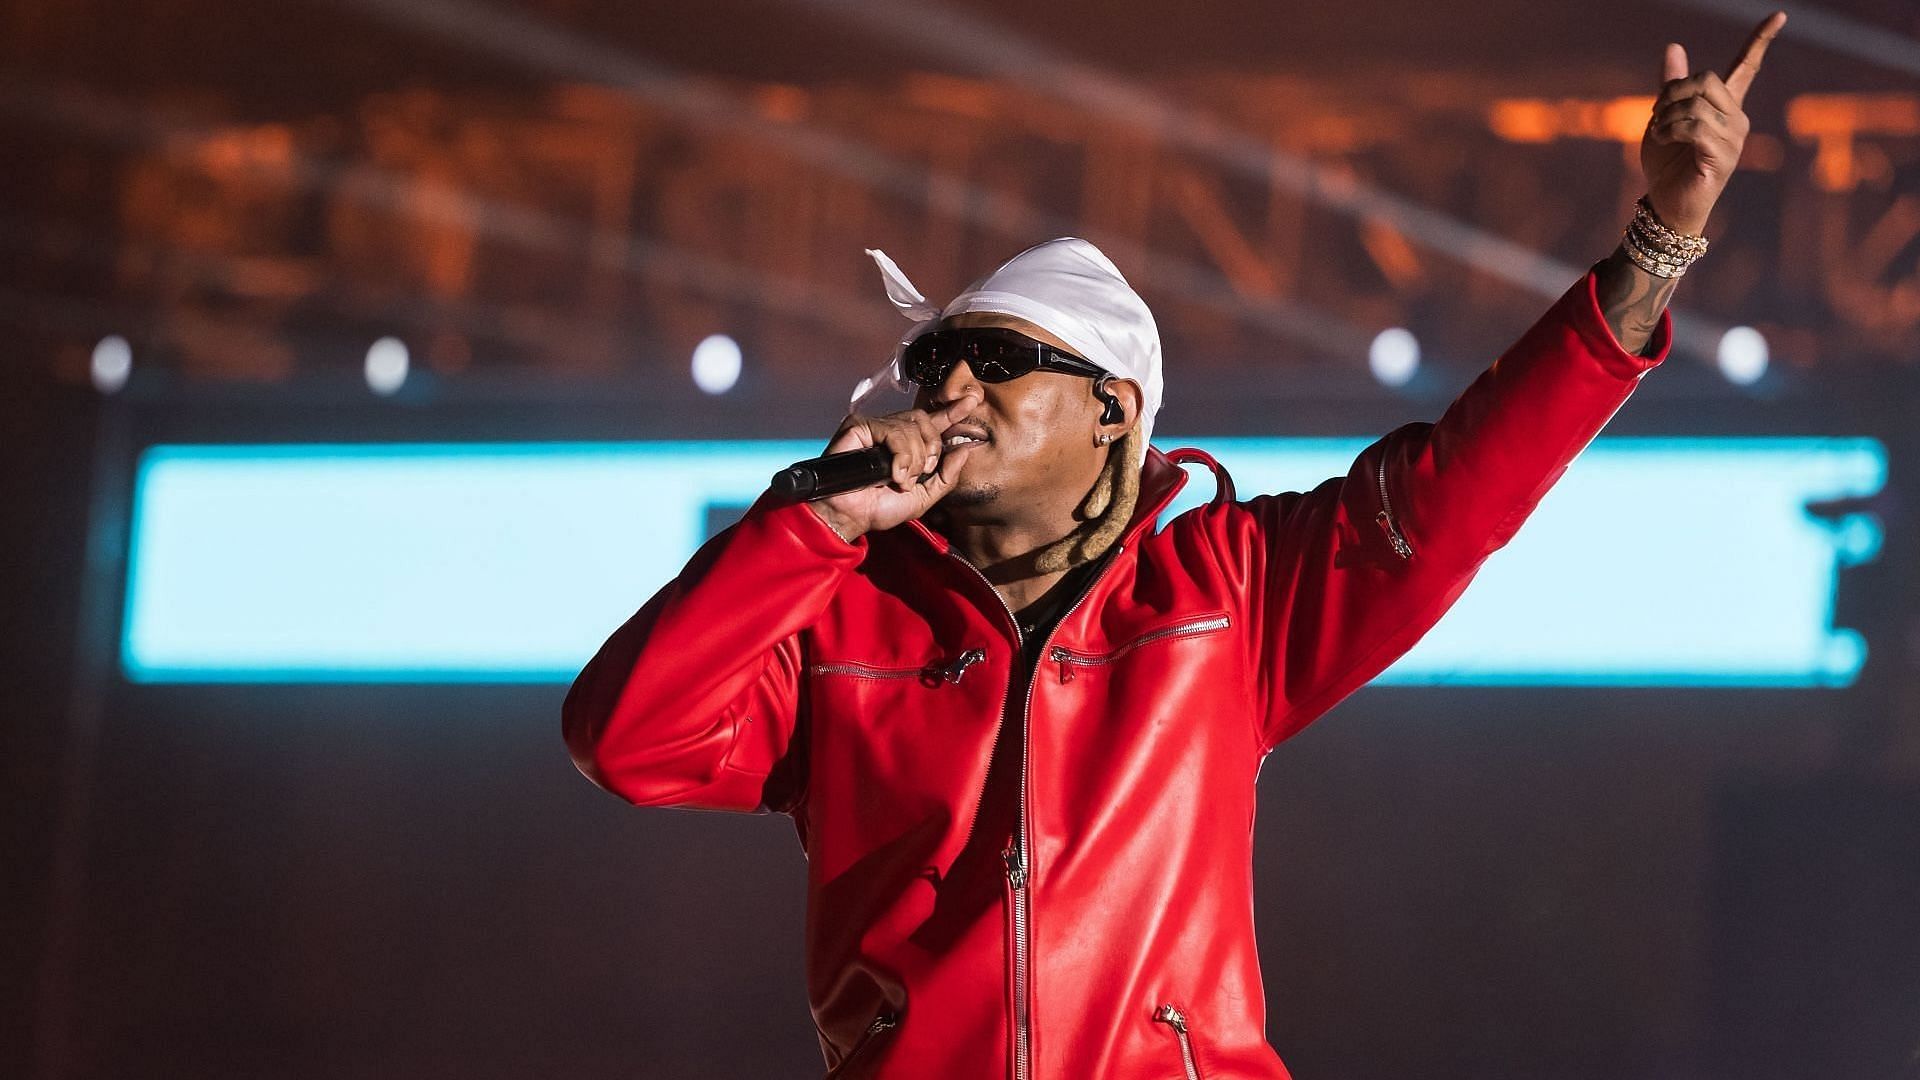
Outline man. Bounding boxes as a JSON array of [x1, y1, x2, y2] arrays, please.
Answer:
[[563, 14, 1785, 1078]]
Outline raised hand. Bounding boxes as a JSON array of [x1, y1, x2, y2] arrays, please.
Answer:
[[806, 388, 986, 541], [1641, 10, 1786, 236], [1594, 10, 1786, 354]]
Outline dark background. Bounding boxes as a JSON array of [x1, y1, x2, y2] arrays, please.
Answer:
[[5, 1, 1919, 1077]]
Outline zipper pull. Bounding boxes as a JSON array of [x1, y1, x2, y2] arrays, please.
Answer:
[[938, 647, 986, 684], [1049, 646, 1077, 684], [1375, 456, 1414, 560], [1375, 509, 1413, 560], [1154, 1003, 1189, 1032], [1002, 843, 1029, 889]]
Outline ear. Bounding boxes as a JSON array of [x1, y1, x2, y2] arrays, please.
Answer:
[[1094, 376, 1144, 439]]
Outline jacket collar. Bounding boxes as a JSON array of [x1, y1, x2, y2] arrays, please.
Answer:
[[901, 445, 1231, 556]]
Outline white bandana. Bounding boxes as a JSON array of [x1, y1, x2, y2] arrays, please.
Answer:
[[850, 237, 1164, 449]]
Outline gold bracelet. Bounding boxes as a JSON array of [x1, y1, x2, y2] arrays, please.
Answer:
[[1632, 196, 1709, 256], [1621, 195, 1708, 278], [1621, 225, 1691, 278]]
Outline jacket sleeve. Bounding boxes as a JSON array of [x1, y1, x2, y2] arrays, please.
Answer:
[[561, 488, 866, 813], [1217, 264, 1671, 755]]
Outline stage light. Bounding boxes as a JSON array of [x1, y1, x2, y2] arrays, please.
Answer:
[[691, 334, 742, 394], [1368, 327, 1419, 388], [91, 335, 132, 394], [1717, 325, 1768, 386], [366, 337, 409, 395]]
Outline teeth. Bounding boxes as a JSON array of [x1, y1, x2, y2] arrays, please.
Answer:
[[944, 434, 984, 447]]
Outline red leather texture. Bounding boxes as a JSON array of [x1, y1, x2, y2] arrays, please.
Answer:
[[563, 266, 1672, 1079]]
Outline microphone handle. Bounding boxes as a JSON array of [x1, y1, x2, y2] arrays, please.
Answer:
[[770, 445, 895, 501]]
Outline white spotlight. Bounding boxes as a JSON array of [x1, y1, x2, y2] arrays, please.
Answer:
[[366, 336, 409, 396], [1368, 327, 1420, 388], [691, 334, 742, 395], [90, 334, 132, 394], [1717, 326, 1768, 386]]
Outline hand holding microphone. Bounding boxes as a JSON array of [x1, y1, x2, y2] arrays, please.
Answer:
[[778, 388, 985, 542]]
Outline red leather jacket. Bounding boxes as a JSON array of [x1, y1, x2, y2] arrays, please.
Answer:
[[563, 267, 1671, 1079]]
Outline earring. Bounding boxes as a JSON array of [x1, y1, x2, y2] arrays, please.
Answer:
[[1096, 432, 1111, 446]]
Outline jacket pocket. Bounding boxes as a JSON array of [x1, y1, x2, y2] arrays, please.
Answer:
[[1045, 612, 1231, 684], [1153, 1002, 1204, 1080], [808, 647, 987, 687], [824, 1007, 901, 1079]]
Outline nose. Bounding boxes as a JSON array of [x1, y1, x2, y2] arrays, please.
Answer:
[[928, 359, 980, 408]]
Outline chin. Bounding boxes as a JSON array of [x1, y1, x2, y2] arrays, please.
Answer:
[[941, 481, 1002, 511]]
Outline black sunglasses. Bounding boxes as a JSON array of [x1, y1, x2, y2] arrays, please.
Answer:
[[901, 326, 1106, 387]]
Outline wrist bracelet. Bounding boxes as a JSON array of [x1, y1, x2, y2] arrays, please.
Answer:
[[1621, 225, 1691, 278], [1621, 195, 1708, 278], [1633, 196, 1709, 255]]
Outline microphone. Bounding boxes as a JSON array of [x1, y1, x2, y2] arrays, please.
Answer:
[[770, 445, 895, 501]]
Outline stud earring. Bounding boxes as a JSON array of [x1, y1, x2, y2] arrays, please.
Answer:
[[1096, 432, 1111, 446]]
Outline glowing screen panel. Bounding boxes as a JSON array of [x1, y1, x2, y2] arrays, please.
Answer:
[[122, 438, 1884, 685]]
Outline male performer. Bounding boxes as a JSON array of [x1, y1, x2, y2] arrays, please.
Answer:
[[564, 14, 1784, 1079]]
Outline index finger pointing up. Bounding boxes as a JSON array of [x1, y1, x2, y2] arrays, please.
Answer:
[[1724, 10, 1787, 104]]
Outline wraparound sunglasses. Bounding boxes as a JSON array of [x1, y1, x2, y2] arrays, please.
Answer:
[[901, 326, 1106, 386]]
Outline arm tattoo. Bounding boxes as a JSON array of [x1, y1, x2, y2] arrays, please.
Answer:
[[1593, 243, 1680, 358]]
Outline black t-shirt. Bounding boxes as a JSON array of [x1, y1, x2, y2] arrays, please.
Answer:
[[957, 547, 1117, 875], [1011, 548, 1116, 684]]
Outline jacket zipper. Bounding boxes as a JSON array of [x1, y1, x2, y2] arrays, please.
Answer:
[[1045, 613, 1231, 684], [1374, 454, 1413, 560], [942, 552, 1029, 1080], [949, 543, 1128, 1080], [808, 648, 986, 684], [824, 1008, 900, 1078], [1003, 841, 1031, 1080], [1153, 1003, 1203, 1080]]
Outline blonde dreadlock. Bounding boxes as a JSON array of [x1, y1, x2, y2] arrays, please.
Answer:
[[1030, 425, 1143, 574]]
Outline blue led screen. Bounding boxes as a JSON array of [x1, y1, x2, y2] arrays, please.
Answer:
[[122, 437, 1886, 685]]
